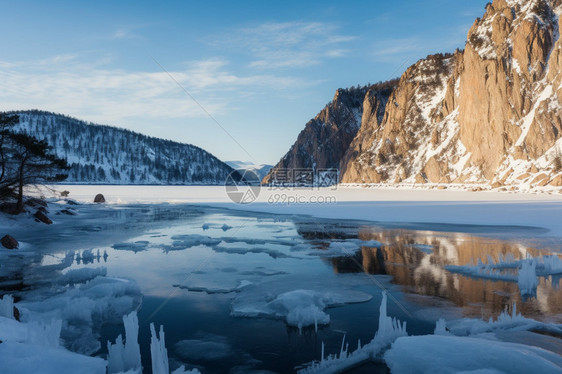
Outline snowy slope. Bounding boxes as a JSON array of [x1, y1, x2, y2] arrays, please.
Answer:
[[9, 110, 235, 185]]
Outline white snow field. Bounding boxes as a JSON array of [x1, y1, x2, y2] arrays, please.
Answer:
[[47, 185, 562, 237]]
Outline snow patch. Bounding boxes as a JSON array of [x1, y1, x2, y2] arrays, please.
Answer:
[[515, 85, 553, 147], [384, 334, 562, 374]]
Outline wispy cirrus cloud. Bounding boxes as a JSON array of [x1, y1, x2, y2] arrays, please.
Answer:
[[211, 21, 355, 69], [0, 54, 305, 127], [112, 25, 147, 40]]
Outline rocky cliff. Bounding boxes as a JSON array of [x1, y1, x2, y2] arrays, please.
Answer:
[[263, 82, 397, 185], [341, 0, 562, 188]]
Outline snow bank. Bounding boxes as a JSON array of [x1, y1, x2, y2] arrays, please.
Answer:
[[0, 315, 62, 347], [384, 335, 562, 374], [0, 296, 105, 374], [0, 341, 107, 374]]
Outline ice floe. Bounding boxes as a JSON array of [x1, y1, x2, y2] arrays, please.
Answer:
[[232, 286, 372, 333], [113, 241, 150, 252]]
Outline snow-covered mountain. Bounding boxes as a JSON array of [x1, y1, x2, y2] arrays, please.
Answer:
[[226, 161, 273, 180], [9, 110, 236, 185], [342, 0, 562, 188], [271, 0, 562, 189]]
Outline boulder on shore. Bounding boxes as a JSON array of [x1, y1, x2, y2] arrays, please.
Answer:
[[94, 194, 105, 203], [34, 210, 53, 225], [1, 235, 18, 249]]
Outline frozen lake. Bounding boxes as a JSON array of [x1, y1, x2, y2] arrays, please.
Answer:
[[2, 196, 561, 373]]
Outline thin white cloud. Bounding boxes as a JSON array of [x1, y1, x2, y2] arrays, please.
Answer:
[[212, 21, 355, 69], [0, 55, 305, 127], [112, 25, 146, 40]]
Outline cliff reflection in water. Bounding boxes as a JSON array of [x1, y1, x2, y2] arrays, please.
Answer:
[[311, 225, 561, 322]]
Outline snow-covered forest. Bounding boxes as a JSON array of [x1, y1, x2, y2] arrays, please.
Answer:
[[9, 110, 234, 185]]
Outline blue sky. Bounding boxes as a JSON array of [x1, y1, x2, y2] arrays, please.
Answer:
[[0, 0, 489, 164]]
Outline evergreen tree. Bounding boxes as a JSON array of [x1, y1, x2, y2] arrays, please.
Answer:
[[0, 114, 19, 185], [0, 114, 69, 212]]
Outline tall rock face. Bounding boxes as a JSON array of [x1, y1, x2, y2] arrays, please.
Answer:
[[341, 0, 562, 187], [340, 53, 459, 183], [263, 82, 397, 184]]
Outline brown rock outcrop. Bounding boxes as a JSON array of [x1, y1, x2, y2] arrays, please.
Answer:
[[340, 0, 562, 186], [263, 82, 397, 185]]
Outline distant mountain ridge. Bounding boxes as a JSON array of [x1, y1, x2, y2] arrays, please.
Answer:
[[226, 161, 273, 180], [8, 110, 235, 185]]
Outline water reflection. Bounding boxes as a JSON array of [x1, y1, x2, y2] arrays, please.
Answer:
[[315, 227, 562, 322]]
